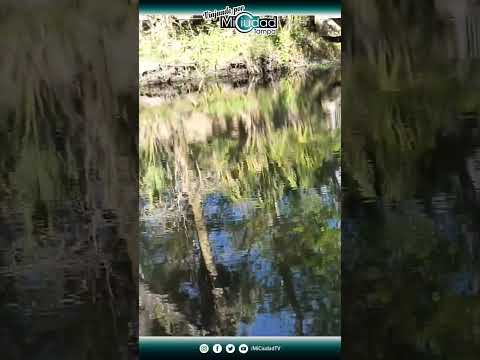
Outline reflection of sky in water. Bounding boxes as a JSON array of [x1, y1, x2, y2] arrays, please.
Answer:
[[237, 310, 297, 336], [142, 185, 339, 335], [202, 190, 337, 335], [204, 194, 279, 286], [209, 229, 248, 266], [237, 310, 317, 336], [179, 281, 200, 299], [139, 68, 342, 336], [203, 193, 253, 222]]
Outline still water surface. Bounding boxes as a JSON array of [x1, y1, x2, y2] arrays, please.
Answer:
[[342, 6, 480, 352], [139, 68, 341, 336]]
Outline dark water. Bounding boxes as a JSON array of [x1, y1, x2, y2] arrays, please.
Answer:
[[139, 67, 341, 336], [343, 1, 480, 358], [0, 2, 138, 359]]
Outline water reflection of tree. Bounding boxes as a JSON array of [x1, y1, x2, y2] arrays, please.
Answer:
[[0, 2, 138, 359], [139, 68, 341, 335], [343, 1, 480, 358]]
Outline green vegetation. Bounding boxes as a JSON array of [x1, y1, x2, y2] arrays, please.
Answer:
[[139, 67, 341, 336], [140, 15, 340, 76], [343, 1, 480, 358], [343, 0, 480, 202], [140, 70, 340, 208], [1, 1, 138, 358], [1, 1, 138, 257]]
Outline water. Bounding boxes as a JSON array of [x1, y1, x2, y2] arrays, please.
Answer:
[[139, 67, 341, 336], [342, 66, 480, 357], [342, 1, 480, 357], [0, 4, 138, 358]]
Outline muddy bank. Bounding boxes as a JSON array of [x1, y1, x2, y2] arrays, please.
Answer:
[[140, 57, 287, 85], [140, 71, 280, 101], [140, 60, 339, 100]]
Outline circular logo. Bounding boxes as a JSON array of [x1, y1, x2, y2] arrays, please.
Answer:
[[199, 344, 209, 353], [226, 344, 235, 353], [235, 12, 255, 33], [238, 344, 249, 354], [213, 344, 223, 353]]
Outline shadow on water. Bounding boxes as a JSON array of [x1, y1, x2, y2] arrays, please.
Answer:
[[139, 66, 341, 336], [343, 1, 480, 358], [0, 2, 138, 359]]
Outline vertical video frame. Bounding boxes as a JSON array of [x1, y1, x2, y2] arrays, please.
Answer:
[[139, 5, 341, 339]]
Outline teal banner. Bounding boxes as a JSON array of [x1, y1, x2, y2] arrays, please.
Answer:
[[140, 337, 341, 359], [139, 1, 341, 15]]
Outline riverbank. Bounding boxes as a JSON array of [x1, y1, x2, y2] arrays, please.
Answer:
[[139, 61, 339, 100], [140, 15, 341, 93]]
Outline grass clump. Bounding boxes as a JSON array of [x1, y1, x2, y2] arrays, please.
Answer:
[[140, 15, 340, 75]]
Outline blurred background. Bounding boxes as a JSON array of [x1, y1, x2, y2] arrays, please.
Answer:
[[343, 0, 480, 358], [0, 1, 138, 359]]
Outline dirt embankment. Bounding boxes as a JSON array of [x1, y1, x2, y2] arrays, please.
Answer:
[[139, 59, 341, 101], [139, 56, 290, 94]]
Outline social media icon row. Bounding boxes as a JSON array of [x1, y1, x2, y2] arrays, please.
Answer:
[[199, 343, 249, 354], [199, 344, 209, 353]]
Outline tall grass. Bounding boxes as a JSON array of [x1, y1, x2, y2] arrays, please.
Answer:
[[140, 72, 340, 213], [342, 0, 473, 202], [0, 2, 139, 347], [140, 15, 340, 75]]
